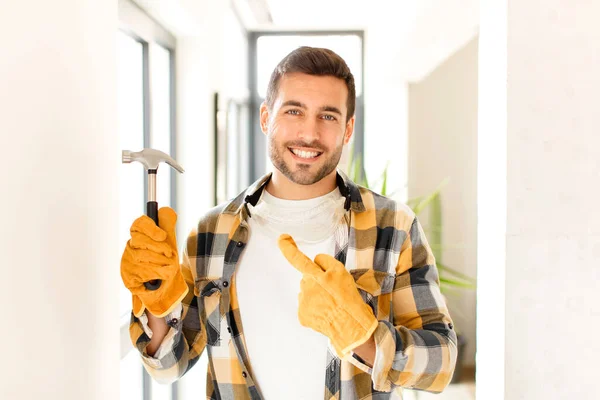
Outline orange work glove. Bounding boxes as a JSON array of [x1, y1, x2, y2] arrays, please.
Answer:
[[278, 234, 378, 359], [120, 207, 188, 318]]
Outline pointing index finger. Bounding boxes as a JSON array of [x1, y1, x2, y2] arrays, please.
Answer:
[[277, 234, 323, 276]]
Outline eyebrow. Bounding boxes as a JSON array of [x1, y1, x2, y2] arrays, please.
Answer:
[[281, 100, 343, 116]]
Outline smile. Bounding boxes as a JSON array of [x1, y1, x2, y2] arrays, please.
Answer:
[[289, 148, 323, 160]]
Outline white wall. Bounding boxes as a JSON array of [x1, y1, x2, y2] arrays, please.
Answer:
[[0, 1, 120, 399], [363, 27, 410, 200], [175, 37, 220, 240], [408, 37, 479, 369], [476, 1, 506, 398], [504, 1, 600, 398], [175, 2, 249, 241]]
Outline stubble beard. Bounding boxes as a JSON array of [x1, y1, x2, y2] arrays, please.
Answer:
[[268, 135, 343, 186]]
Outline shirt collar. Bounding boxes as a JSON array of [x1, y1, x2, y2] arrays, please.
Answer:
[[223, 169, 366, 217]]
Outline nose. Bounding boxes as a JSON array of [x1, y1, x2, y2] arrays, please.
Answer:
[[297, 117, 320, 143]]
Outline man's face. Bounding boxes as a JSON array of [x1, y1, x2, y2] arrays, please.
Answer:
[[260, 72, 355, 186]]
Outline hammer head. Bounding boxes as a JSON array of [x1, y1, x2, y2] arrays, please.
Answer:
[[122, 148, 184, 173]]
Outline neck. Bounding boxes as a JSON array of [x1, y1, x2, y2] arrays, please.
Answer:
[[266, 169, 338, 200]]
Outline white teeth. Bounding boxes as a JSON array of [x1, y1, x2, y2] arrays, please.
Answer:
[[291, 149, 320, 159]]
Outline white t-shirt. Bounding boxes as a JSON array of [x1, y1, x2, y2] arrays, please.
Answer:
[[235, 186, 346, 400]]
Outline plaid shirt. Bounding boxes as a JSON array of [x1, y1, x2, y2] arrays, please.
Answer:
[[129, 170, 457, 399]]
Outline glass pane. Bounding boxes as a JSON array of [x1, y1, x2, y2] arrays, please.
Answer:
[[226, 103, 239, 198], [150, 379, 172, 400], [256, 35, 362, 99], [238, 105, 251, 189], [225, 102, 251, 196], [120, 349, 143, 400], [179, 352, 209, 400], [150, 43, 172, 208], [151, 379, 173, 400], [117, 31, 145, 318]]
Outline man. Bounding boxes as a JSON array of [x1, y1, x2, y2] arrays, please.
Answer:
[[121, 46, 457, 399]]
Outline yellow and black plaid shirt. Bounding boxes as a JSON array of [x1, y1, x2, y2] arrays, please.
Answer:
[[129, 170, 457, 399]]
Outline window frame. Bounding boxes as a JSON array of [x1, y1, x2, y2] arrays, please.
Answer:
[[118, 0, 178, 399]]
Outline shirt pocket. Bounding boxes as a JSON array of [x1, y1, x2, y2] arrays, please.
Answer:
[[349, 269, 395, 321], [195, 277, 225, 346]]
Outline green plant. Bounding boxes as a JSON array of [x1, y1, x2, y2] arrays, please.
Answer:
[[346, 150, 476, 294]]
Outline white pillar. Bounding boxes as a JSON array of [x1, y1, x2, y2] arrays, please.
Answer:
[[479, 1, 600, 399], [0, 1, 119, 399], [505, 1, 600, 398]]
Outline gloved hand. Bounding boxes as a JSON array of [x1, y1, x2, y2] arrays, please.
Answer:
[[278, 234, 378, 359], [121, 207, 188, 318]]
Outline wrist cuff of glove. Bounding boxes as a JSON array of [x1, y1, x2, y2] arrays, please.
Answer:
[[338, 317, 379, 359]]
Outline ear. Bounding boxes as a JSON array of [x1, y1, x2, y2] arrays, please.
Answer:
[[343, 116, 355, 145], [259, 102, 270, 135]]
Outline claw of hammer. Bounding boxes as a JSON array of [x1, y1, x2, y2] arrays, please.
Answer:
[[122, 148, 184, 173]]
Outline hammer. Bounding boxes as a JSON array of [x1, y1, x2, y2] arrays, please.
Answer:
[[122, 148, 185, 291]]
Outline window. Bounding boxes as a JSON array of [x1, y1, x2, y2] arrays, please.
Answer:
[[117, 30, 145, 322], [256, 34, 363, 99], [118, 1, 178, 399], [120, 348, 144, 400]]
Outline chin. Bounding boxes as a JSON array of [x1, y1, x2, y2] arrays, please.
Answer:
[[290, 174, 321, 186]]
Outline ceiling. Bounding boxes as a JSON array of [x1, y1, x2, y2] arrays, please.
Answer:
[[131, 0, 479, 81], [260, 0, 479, 81]]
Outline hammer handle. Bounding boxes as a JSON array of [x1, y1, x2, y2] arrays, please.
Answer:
[[144, 176, 162, 291], [147, 201, 159, 225]]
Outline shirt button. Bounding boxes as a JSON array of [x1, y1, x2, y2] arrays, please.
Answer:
[[242, 371, 247, 378], [236, 241, 244, 247], [227, 327, 231, 333], [222, 281, 229, 287]]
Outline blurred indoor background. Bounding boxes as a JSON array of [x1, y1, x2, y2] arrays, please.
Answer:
[[2, 1, 599, 399]]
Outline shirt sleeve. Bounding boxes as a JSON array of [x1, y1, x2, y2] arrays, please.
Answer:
[[128, 229, 207, 385], [136, 303, 183, 362], [138, 304, 183, 338], [369, 215, 458, 393]]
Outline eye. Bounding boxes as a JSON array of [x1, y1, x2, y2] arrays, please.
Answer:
[[321, 114, 337, 121], [285, 109, 301, 115]]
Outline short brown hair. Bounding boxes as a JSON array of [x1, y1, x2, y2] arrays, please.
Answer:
[[265, 46, 356, 122]]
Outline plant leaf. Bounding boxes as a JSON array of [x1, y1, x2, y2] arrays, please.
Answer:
[[439, 276, 476, 289], [439, 283, 464, 296], [428, 193, 442, 260], [380, 161, 389, 196], [361, 156, 369, 188], [406, 195, 424, 210], [437, 261, 477, 285], [411, 178, 450, 215]]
